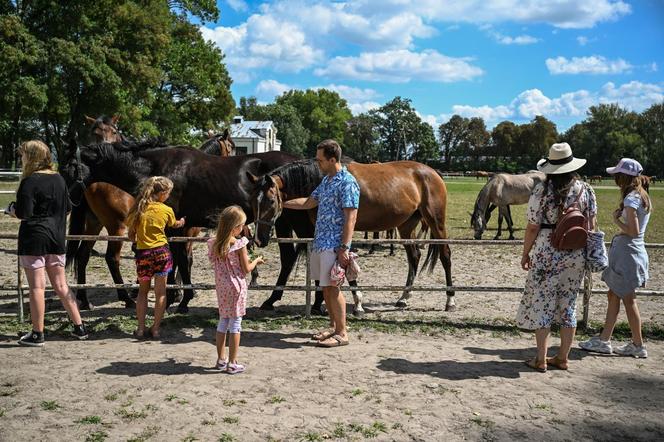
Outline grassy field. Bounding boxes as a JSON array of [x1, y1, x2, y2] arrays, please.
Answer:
[[1, 176, 661, 242], [443, 177, 663, 243]]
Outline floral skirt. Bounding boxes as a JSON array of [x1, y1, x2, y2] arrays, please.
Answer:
[[135, 245, 173, 282]]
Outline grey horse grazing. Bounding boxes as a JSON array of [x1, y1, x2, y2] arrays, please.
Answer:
[[470, 171, 545, 240]]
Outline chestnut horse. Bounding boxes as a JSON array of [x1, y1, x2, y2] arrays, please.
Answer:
[[248, 160, 456, 312]]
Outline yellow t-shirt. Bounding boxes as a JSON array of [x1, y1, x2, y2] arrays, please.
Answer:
[[135, 202, 177, 249]]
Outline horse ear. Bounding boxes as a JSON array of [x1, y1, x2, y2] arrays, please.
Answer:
[[246, 172, 259, 184], [222, 128, 229, 139], [84, 115, 96, 125], [111, 115, 120, 125]]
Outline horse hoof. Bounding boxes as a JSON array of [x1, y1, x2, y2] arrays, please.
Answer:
[[445, 304, 457, 312], [176, 305, 189, 314], [123, 299, 136, 309], [395, 300, 407, 308], [259, 302, 275, 311], [78, 301, 93, 311], [311, 306, 327, 316], [352, 309, 365, 318]]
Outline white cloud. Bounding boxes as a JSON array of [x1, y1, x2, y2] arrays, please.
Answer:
[[437, 81, 663, 126], [314, 49, 483, 83], [496, 34, 539, 45], [226, 0, 248, 12], [546, 55, 633, 75], [349, 101, 381, 115], [255, 80, 291, 100], [577, 36, 591, 46], [649, 62, 658, 72], [200, 14, 324, 82], [321, 84, 380, 102]]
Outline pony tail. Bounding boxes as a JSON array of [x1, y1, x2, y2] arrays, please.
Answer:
[[127, 176, 174, 229]]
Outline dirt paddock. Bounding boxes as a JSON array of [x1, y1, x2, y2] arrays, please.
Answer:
[[1, 228, 663, 441]]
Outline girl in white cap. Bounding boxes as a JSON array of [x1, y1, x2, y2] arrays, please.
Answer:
[[517, 142, 597, 372], [579, 158, 650, 358]]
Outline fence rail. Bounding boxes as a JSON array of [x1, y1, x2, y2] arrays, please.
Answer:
[[1, 233, 663, 326]]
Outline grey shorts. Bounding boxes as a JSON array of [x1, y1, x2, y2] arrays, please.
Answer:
[[310, 249, 337, 287]]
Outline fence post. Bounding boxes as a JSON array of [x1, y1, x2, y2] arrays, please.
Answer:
[[17, 254, 24, 323], [582, 270, 592, 331], [305, 241, 312, 318]]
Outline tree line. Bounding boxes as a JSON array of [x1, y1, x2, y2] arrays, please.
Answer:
[[2, 1, 661, 176]]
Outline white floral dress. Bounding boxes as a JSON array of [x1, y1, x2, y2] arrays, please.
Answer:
[[516, 180, 597, 330]]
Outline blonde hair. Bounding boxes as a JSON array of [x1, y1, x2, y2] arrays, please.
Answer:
[[615, 173, 651, 213], [127, 176, 174, 229], [212, 205, 247, 260], [18, 140, 55, 178]]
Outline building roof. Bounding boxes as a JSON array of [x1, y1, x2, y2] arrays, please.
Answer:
[[230, 121, 275, 139]]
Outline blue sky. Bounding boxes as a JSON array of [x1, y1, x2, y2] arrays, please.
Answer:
[[200, 0, 664, 131]]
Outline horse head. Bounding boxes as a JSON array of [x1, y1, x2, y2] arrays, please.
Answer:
[[59, 139, 94, 206], [85, 115, 122, 144], [470, 206, 486, 240], [247, 172, 283, 247], [200, 128, 235, 156]]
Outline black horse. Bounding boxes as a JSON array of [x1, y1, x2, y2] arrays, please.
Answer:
[[61, 140, 315, 313]]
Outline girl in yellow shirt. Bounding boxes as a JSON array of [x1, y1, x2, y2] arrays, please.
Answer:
[[128, 176, 185, 339]]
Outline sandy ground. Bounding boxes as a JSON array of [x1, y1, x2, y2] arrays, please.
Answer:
[[0, 218, 663, 441]]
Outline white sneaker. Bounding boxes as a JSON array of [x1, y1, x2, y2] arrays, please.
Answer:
[[579, 336, 613, 354], [614, 342, 648, 358]]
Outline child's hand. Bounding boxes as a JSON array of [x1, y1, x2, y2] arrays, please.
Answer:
[[175, 216, 186, 228], [254, 256, 265, 265]]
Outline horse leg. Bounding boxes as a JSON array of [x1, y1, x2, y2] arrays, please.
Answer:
[[369, 231, 379, 254], [74, 239, 95, 310], [506, 205, 515, 240], [74, 212, 104, 310], [395, 215, 423, 308], [103, 221, 135, 308], [388, 229, 396, 256], [440, 243, 455, 312], [174, 241, 195, 314], [494, 206, 504, 240], [348, 279, 364, 317]]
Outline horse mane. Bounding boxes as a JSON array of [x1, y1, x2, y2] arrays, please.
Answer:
[[111, 138, 169, 152], [270, 159, 323, 198], [472, 180, 492, 223]]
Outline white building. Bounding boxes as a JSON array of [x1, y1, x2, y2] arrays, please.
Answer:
[[229, 116, 282, 155]]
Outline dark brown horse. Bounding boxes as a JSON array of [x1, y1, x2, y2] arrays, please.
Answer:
[[249, 160, 456, 311], [61, 140, 313, 313], [65, 116, 231, 310], [200, 129, 235, 156]]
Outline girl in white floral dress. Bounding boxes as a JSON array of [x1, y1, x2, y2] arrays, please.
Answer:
[[517, 143, 597, 373]]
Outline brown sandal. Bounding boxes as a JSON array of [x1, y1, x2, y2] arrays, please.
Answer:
[[524, 358, 547, 373], [311, 329, 335, 341], [546, 357, 569, 370], [317, 334, 349, 348]]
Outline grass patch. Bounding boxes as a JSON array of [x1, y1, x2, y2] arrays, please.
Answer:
[[127, 425, 160, 442], [350, 388, 364, 397], [40, 400, 60, 411], [222, 416, 239, 424], [222, 399, 235, 407], [103, 388, 126, 402], [533, 404, 553, 412], [85, 431, 108, 442], [76, 415, 102, 425], [0, 388, 18, 397], [0, 407, 5, 417], [218, 434, 236, 442], [201, 418, 216, 426], [299, 432, 323, 442], [470, 417, 495, 429], [269, 395, 285, 404], [165, 394, 179, 402], [181, 435, 198, 442], [332, 423, 346, 438], [115, 407, 147, 421], [582, 320, 664, 341]]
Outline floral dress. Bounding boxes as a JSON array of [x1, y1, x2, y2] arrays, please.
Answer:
[[207, 237, 249, 318], [516, 180, 597, 330]]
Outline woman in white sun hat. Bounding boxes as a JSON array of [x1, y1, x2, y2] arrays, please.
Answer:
[[579, 158, 651, 358], [517, 142, 598, 372]]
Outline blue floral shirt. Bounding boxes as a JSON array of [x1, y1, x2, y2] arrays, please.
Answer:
[[310, 166, 360, 252]]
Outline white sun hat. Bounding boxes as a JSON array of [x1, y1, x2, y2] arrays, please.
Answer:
[[536, 142, 587, 175]]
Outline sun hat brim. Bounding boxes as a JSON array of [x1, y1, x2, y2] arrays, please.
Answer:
[[537, 157, 586, 174]]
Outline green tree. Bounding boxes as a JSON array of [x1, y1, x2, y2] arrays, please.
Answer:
[[638, 103, 664, 174], [516, 115, 558, 171], [344, 113, 380, 162], [276, 89, 352, 156], [0, 0, 230, 165], [438, 115, 469, 170], [369, 97, 426, 162]]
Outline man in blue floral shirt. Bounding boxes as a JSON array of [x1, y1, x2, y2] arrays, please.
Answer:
[[283, 139, 360, 347]]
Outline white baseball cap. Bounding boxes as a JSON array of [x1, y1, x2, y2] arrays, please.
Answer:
[[606, 158, 643, 176]]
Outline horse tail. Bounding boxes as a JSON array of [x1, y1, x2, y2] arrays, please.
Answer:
[[419, 170, 449, 275], [66, 198, 88, 271], [421, 241, 440, 275]]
